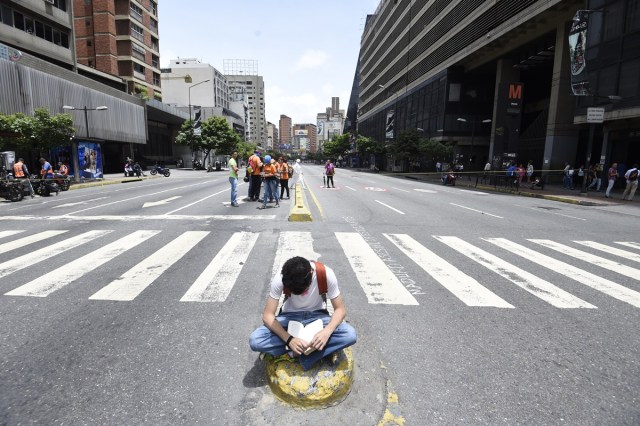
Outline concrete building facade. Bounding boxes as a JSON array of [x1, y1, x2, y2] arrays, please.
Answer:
[[278, 114, 292, 149], [356, 0, 640, 178], [293, 123, 317, 154], [73, 0, 161, 99]]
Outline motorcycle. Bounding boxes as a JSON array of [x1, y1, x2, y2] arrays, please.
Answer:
[[0, 179, 24, 202], [193, 159, 204, 170], [30, 174, 60, 197], [442, 171, 456, 186], [52, 173, 71, 191], [150, 164, 171, 177]]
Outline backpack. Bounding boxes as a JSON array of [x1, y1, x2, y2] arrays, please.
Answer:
[[288, 165, 294, 176], [629, 169, 638, 181], [280, 261, 327, 314]]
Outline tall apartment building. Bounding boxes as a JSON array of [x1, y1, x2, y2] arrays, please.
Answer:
[[223, 59, 266, 147], [73, 0, 161, 99], [278, 114, 292, 148], [0, 0, 75, 68], [266, 122, 278, 150], [317, 97, 345, 145], [293, 123, 317, 153]]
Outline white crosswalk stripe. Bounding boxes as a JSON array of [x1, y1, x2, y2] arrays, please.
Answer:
[[485, 238, 640, 308], [336, 232, 419, 305], [0, 229, 638, 310], [89, 231, 209, 301], [180, 232, 258, 302], [386, 234, 514, 308], [529, 239, 640, 281], [6, 231, 160, 297], [434, 236, 595, 309], [0, 230, 111, 279]]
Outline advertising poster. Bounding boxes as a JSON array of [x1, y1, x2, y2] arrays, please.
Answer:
[[569, 10, 591, 96], [78, 141, 103, 179], [385, 110, 395, 139]]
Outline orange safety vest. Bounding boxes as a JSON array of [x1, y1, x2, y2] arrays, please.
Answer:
[[262, 163, 277, 179], [13, 161, 25, 178], [58, 164, 69, 176], [278, 162, 289, 180], [249, 155, 263, 176]]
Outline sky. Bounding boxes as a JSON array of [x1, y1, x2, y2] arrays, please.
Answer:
[[158, 0, 380, 126]]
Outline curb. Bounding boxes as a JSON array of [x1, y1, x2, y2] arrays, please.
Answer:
[[288, 185, 312, 222], [69, 176, 157, 190], [264, 348, 354, 409]]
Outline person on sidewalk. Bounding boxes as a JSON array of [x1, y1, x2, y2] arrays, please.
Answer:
[[563, 163, 574, 189], [228, 150, 239, 207], [249, 256, 357, 371], [605, 162, 618, 198], [621, 163, 638, 201]]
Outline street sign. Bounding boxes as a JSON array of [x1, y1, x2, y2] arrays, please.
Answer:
[[587, 107, 605, 123]]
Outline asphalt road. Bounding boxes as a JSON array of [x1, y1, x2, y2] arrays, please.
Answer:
[[0, 166, 638, 425]]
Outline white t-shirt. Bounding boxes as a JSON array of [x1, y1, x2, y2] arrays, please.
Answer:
[[269, 262, 340, 313]]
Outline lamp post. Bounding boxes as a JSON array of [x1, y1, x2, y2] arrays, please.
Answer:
[[579, 94, 622, 194], [62, 105, 108, 182], [457, 117, 491, 166], [188, 80, 210, 164]]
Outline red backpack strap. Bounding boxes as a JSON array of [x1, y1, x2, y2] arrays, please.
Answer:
[[314, 261, 327, 295]]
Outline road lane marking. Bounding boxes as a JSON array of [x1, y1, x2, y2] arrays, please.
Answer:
[[616, 242, 640, 251], [486, 238, 640, 308], [460, 190, 488, 195], [529, 239, 640, 280], [0, 231, 111, 280], [181, 232, 258, 302], [0, 230, 24, 239], [435, 236, 595, 308], [344, 185, 357, 191], [0, 215, 276, 221], [386, 234, 513, 308], [336, 232, 418, 305], [413, 189, 437, 193], [575, 241, 640, 264], [165, 186, 230, 215], [89, 231, 209, 301], [375, 200, 405, 215], [0, 230, 67, 255], [6, 231, 159, 297], [142, 196, 182, 208], [450, 203, 503, 218], [391, 187, 410, 192], [528, 207, 586, 221]]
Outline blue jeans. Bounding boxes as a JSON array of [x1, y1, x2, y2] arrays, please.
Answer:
[[249, 310, 357, 370], [229, 176, 238, 204], [262, 179, 279, 206]]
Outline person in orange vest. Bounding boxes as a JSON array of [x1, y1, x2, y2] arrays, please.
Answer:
[[247, 151, 263, 201], [277, 157, 290, 200], [258, 155, 279, 209], [39, 158, 54, 179], [55, 161, 69, 176], [13, 158, 34, 198]]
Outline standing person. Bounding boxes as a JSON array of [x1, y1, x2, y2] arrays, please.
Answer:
[[290, 159, 306, 189], [278, 157, 290, 200], [247, 151, 263, 201], [13, 158, 34, 198], [228, 150, 239, 207], [258, 155, 279, 210], [526, 160, 534, 183], [249, 256, 357, 371], [605, 162, 618, 198], [516, 163, 525, 185], [621, 163, 639, 201], [324, 160, 335, 188], [436, 161, 442, 173], [39, 158, 54, 179], [563, 163, 574, 189]]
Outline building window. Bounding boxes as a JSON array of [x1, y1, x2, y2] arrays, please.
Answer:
[[151, 54, 159, 68], [133, 62, 145, 73], [150, 1, 157, 16], [131, 22, 144, 42], [87, 39, 92, 47], [85, 19, 91, 26], [131, 42, 146, 61], [153, 72, 160, 86], [150, 18, 158, 33], [130, 3, 143, 22], [150, 36, 159, 51]]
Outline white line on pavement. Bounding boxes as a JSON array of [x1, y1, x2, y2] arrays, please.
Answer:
[[391, 187, 410, 192], [375, 200, 405, 215], [0, 215, 276, 221], [344, 185, 357, 191], [450, 203, 503, 218]]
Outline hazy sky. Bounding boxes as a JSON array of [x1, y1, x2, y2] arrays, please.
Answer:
[[158, 0, 379, 126]]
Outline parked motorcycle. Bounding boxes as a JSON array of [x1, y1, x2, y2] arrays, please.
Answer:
[[0, 179, 24, 202], [52, 173, 71, 191], [30, 175, 60, 196], [150, 164, 171, 177], [192, 159, 204, 170], [442, 171, 456, 186]]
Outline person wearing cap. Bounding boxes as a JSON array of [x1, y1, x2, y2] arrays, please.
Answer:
[[258, 155, 279, 210]]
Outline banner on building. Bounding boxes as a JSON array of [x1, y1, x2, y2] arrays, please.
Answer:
[[294, 129, 308, 136], [385, 110, 395, 139], [569, 10, 591, 96], [193, 107, 202, 136]]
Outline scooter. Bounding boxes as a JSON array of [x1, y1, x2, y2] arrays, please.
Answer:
[[150, 164, 171, 177]]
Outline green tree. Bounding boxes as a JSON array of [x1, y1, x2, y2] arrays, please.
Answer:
[[322, 133, 352, 160], [355, 135, 386, 160], [200, 116, 243, 161], [0, 108, 74, 153], [419, 137, 454, 161], [174, 119, 200, 156], [389, 129, 421, 161]]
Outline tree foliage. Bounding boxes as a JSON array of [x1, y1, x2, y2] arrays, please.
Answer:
[[322, 133, 352, 160], [355, 135, 386, 159], [419, 137, 454, 161], [175, 116, 243, 160], [0, 108, 74, 153], [389, 129, 421, 160]]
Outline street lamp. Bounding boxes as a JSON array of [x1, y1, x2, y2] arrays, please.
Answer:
[[62, 105, 108, 182], [457, 117, 491, 165], [188, 79, 210, 120]]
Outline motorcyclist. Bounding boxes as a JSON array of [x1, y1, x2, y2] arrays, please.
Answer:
[[39, 158, 54, 179], [55, 162, 69, 176]]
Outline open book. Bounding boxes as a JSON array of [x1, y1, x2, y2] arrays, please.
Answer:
[[288, 318, 323, 356]]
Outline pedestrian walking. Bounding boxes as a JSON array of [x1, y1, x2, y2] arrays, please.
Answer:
[[605, 162, 618, 198], [621, 163, 638, 201], [289, 159, 306, 189], [249, 256, 357, 371], [228, 150, 239, 207]]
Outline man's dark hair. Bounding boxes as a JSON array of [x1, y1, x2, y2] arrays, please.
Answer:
[[281, 256, 312, 295]]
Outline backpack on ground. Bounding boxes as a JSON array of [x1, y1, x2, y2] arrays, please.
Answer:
[[280, 261, 327, 314]]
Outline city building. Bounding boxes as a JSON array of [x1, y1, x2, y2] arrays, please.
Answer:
[[355, 0, 640, 176], [266, 122, 278, 151], [293, 123, 317, 154], [73, 0, 161, 99], [224, 59, 267, 147], [278, 114, 292, 149], [317, 96, 345, 150]]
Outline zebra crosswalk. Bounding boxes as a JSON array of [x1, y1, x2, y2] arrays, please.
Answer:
[[0, 229, 639, 310]]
